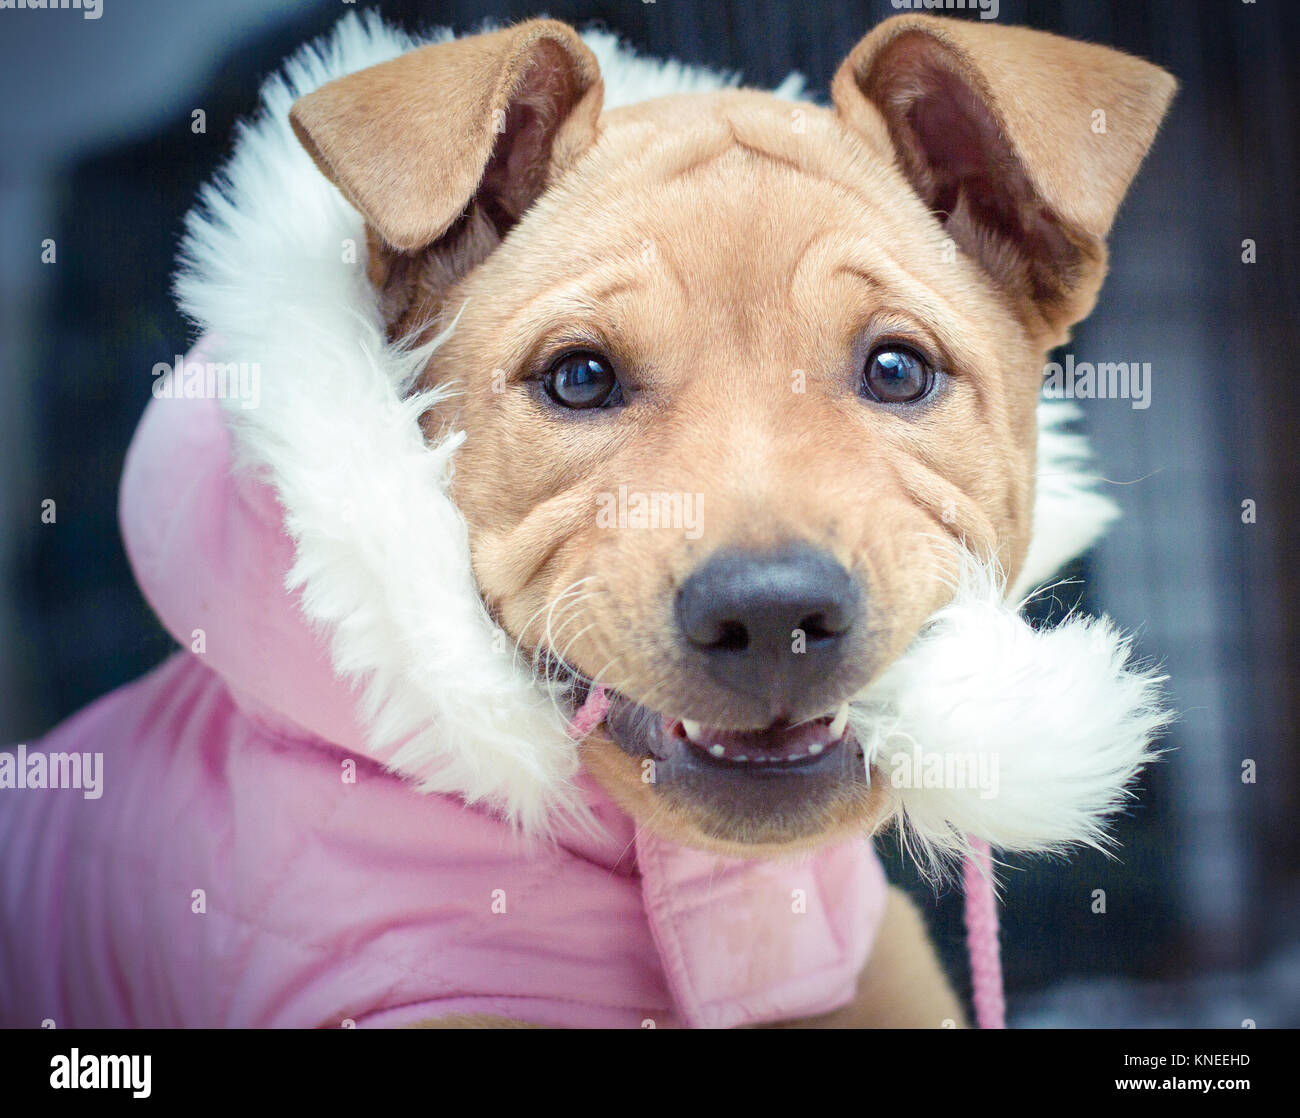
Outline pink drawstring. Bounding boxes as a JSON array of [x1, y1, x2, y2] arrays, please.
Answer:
[[566, 685, 1007, 1028], [566, 684, 610, 738], [962, 837, 1006, 1028]]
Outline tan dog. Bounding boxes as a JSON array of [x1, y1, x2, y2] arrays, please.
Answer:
[[289, 14, 1174, 1026]]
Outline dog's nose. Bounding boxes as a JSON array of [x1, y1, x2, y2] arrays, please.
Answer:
[[675, 545, 859, 709]]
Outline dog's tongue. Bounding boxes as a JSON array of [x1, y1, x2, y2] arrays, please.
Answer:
[[667, 708, 849, 764]]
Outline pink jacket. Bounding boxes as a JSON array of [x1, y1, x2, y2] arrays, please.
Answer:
[[0, 386, 887, 1029]]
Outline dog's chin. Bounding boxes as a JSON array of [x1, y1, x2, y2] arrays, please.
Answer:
[[576, 688, 888, 855]]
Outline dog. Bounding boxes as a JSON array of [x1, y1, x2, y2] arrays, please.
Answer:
[[0, 13, 1173, 1028]]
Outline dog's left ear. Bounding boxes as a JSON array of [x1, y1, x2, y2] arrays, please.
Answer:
[[832, 16, 1176, 342]]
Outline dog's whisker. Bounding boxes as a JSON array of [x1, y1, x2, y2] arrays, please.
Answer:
[[516, 579, 603, 682], [510, 577, 596, 676]]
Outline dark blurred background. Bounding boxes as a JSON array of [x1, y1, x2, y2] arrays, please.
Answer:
[[1, 0, 1296, 1026]]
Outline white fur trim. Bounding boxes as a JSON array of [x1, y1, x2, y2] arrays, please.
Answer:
[[174, 12, 1163, 847]]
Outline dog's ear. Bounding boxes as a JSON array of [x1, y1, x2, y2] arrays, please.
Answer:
[[290, 20, 602, 333], [832, 15, 1176, 341], [291, 19, 602, 251]]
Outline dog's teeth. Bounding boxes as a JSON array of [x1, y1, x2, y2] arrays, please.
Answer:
[[682, 719, 705, 742], [808, 742, 824, 756], [828, 703, 850, 740], [709, 744, 725, 758]]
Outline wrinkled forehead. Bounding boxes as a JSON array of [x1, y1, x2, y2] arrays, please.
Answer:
[[549, 92, 927, 281], [458, 91, 1006, 373]]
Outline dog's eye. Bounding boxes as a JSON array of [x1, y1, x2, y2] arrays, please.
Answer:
[[543, 351, 622, 409], [861, 345, 933, 404]]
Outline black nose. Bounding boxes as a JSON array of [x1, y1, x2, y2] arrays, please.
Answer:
[[675, 545, 859, 711]]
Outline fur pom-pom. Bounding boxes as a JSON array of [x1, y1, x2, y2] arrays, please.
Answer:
[[851, 561, 1169, 870]]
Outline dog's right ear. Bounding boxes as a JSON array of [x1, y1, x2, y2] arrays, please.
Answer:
[[291, 19, 602, 251], [290, 20, 602, 332]]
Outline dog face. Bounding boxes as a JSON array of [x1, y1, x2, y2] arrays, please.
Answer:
[[292, 17, 1174, 852]]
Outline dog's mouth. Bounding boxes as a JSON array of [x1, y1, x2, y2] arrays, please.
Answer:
[[592, 682, 863, 777], [545, 653, 878, 846], [590, 686, 873, 846], [666, 705, 851, 765]]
